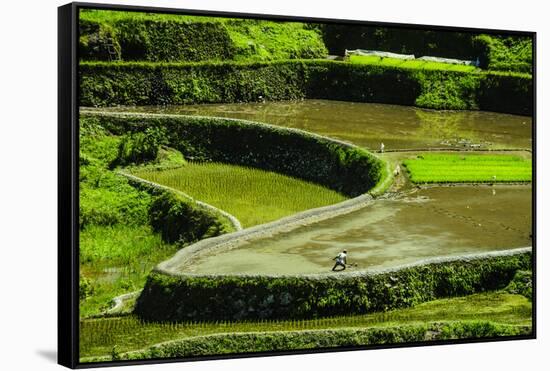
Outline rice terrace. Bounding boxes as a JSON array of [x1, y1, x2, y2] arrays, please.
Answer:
[[77, 7, 534, 363]]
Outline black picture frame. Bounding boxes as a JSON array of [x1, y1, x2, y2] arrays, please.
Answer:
[[58, 2, 537, 368]]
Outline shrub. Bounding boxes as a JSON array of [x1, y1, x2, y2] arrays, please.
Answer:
[[505, 270, 532, 301], [477, 71, 533, 115], [149, 192, 228, 244], [79, 274, 95, 300], [79, 123, 153, 229], [79, 19, 121, 61], [473, 35, 533, 73], [413, 70, 480, 110], [115, 126, 167, 166]]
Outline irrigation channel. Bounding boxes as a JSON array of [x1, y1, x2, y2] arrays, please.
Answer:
[[90, 100, 533, 275]]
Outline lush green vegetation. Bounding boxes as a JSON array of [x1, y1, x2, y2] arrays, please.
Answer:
[[79, 9, 327, 62], [79, 117, 234, 316], [84, 112, 385, 197], [505, 270, 533, 301], [135, 251, 531, 321], [77, 12, 533, 358], [80, 291, 531, 359], [135, 162, 347, 227], [114, 127, 167, 166], [106, 321, 529, 361], [79, 112, 387, 316], [322, 25, 532, 74], [79, 225, 177, 317], [403, 154, 532, 183], [80, 60, 533, 115], [80, 11, 532, 74], [148, 191, 232, 244], [473, 35, 532, 73], [322, 25, 480, 60], [348, 55, 478, 72], [79, 120, 172, 316]]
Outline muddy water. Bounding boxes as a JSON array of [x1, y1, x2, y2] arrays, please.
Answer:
[[87, 101, 533, 274], [90, 100, 532, 150], [185, 185, 532, 275]]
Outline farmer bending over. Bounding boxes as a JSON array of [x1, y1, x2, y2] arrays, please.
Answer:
[[332, 250, 347, 271]]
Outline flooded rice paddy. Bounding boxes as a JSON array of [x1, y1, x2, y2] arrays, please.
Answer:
[[91, 100, 532, 150], [185, 185, 532, 275], [91, 100, 532, 274]]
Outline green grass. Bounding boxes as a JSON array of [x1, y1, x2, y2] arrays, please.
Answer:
[[80, 9, 229, 24], [133, 162, 347, 227], [79, 291, 531, 358], [79, 225, 179, 317], [403, 153, 532, 183], [79, 120, 183, 316], [80, 9, 327, 62], [348, 55, 479, 73]]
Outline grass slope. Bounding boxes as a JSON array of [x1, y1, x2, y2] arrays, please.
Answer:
[[403, 153, 532, 183], [80, 291, 531, 358], [134, 162, 347, 227]]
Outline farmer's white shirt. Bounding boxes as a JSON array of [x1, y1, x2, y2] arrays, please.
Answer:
[[336, 252, 347, 264]]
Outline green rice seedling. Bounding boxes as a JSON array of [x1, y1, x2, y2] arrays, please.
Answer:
[[79, 291, 531, 358], [134, 162, 348, 227], [348, 55, 478, 73], [402, 153, 532, 183]]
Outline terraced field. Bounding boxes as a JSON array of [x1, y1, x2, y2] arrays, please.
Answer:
[[80, 291, 531, 359], [348, 55, 479, 72], [75, 7, 534, 365], [403, 153, 532, 184], [133, 162, 348, 227]]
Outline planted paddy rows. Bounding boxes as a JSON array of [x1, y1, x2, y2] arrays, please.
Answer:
[[133, 162, 347, 228], [348, 55, 479, 72], [403, 153, 532, 183], [80, 291, 531, 358]]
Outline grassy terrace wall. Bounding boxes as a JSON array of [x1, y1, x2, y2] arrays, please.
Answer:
[[80, 18, 235, 62], [79, 115, 236, 245], [80, 60, 533, 115], [79, 11, 327, 62], [135, 248, 531, 322], [81, 112, 384, 197], [82, 321, 531, 362]]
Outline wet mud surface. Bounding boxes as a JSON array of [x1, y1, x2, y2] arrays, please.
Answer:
[[186, 185, 532, 274]]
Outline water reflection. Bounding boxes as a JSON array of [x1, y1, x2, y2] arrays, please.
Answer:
[[86, 100, 532, 150], [416, 109, 481, 148]]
